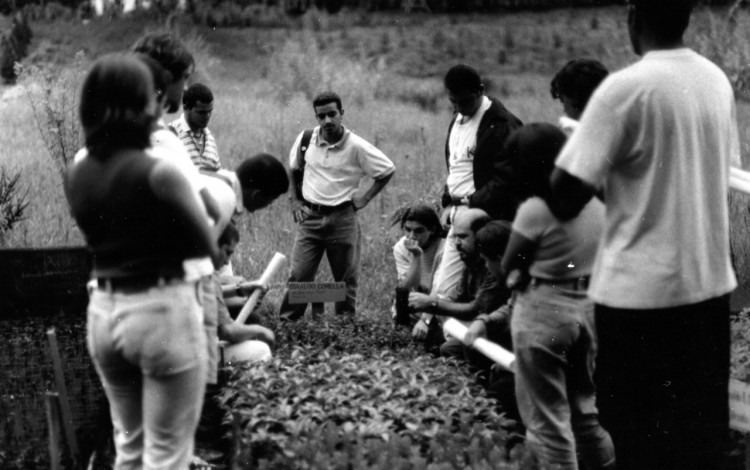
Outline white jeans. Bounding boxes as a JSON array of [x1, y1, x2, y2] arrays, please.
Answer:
[[430, 205, 468, 301], [87, 282, 207, 470]]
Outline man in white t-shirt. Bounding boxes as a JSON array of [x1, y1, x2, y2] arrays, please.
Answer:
[[550, 2, 739, 469], [418, 64, 522, 336], [278, 92, 395, 321]]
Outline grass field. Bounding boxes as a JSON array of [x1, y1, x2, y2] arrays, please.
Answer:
[[3, 5, 750, 467], [1, 4, 750, 318]]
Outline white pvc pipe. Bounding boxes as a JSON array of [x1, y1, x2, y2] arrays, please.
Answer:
[[443, 318, 516, 372], [731, 167, 750, 195], [234, 252, 287, 325]]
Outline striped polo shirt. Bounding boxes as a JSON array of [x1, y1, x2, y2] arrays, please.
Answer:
[[170, 114, 221, 172]]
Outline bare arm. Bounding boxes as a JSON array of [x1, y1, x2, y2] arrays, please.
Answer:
[[352, 172, 394, 210], [548, 167, 596, 221], [500, 230, 537, 290], [218, 323, 275, 349], [150, 161, 221, 266], [408, 292, 481, 322], [396, 239, 424, 290]]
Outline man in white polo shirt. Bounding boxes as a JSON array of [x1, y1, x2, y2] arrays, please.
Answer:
[[550, 1, 739, 469], [279, 91, 395, 321]]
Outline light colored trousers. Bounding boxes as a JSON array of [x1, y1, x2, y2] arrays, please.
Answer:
[[430, 205, 468, 301], [87, 282, 207, 470], [512, 283, 614, 470]]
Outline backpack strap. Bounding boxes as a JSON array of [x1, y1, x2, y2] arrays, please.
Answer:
[[293, 129, 314, 201]]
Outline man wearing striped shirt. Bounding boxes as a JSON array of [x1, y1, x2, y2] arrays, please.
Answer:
[[171, 83, 221, 172]]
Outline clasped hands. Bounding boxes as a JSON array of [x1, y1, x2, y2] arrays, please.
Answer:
[[234, 279, 269, 297]]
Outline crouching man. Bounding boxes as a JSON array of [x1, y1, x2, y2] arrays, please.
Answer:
[[409, 209, 512, 364]]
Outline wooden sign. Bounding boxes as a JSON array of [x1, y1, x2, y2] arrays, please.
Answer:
[[730, 378, 750, 433], [0, 247, 90, 318], [288, 282, 346, 304]]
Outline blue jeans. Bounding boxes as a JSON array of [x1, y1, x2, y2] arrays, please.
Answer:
[[512, 283, 614, 470], [87, 282, 207, 470], [279, 205, 360, 319]]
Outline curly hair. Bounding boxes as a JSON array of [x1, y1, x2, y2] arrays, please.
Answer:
[[504, 123, 567, 202], [183, 83, 214, 108], [444, 64, 482, 94], [132, 32, 194, 83], [550, 58, 609, 114], [312, 91, 342, 111], [400, 203, 445, 239]]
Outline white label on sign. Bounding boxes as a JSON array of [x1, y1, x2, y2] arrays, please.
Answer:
[[288, 282, 346, 304], [729, 378, 750, 433]]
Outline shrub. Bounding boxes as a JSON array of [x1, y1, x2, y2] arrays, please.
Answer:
[[10, 12, 33, 57], [0, 13, 32, 84], [0, 35, 19, 83], [264, 34, 381, 107], [18, 51, 87, 180], [690, 7, 750, 99], [219, 316, 522, 468], [0, 167, 29, 246]]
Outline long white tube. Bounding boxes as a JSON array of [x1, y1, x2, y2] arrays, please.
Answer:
[[443, 318, 516, 372], [234, 252, 287, 325], [731, 167, 750, 195]]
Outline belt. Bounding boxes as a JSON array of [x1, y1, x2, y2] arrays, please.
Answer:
[[530, 276, 590, 291], [97, 273, 182, 293], [303, 200, 353, 213], [449, 195, 471, 206]]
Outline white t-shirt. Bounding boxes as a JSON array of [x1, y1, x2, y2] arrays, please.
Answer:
[[289, 127, 395, 206], [392, 236, 445, 293], [556, 48, 738, 309], [446, 96, 491, 198], [512, 197, 604, 280]]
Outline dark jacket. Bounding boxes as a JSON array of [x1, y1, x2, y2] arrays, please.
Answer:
[[442, 97, 523, 221]]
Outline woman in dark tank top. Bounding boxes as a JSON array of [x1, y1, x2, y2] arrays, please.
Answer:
[[64, 54, 219, 470]]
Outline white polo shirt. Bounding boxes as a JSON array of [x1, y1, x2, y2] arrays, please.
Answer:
[[289, 126, 395, 206], [556, 48, 738, 309]]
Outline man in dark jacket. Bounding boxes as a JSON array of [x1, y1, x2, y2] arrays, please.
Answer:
[[423, 64, 522, 330]]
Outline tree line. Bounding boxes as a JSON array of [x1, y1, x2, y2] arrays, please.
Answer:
[[0, 0, 743, 16]]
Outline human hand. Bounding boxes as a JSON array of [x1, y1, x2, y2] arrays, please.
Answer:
[[506, 269, 530, 290], [248, 325, 275, 349], [412, 318, 429, 340], [237, 279, 268, 297], [464, 319, 487, 346], [408, 292, 434, 311], [291, 199, 310, 224], [440, 206, 452, 231], [404, 238, 423, 257], [351, 194, 368, 211]]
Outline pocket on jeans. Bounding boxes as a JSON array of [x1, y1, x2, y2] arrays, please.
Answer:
[[86, 292, 112, 362], [122, 287, 205, 376]]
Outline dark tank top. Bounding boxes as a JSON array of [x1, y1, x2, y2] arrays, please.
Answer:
[[66, 149, 207, 280]]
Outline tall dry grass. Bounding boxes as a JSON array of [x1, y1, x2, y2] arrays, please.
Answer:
[[1, 5, 749, 317]]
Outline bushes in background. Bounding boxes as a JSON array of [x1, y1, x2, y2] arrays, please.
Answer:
[[0, 167, 28, 246], [1, 12, 32, 83]]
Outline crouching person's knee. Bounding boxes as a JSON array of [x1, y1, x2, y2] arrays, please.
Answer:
[[224, 341, 272, 366]]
